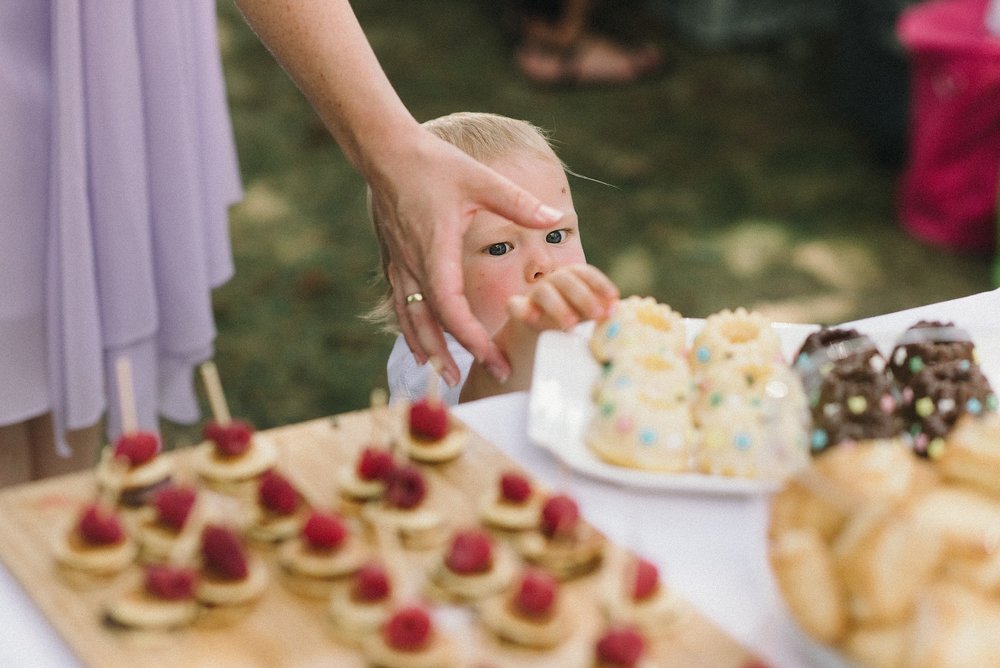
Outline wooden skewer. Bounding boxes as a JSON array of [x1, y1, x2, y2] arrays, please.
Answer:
[[115, 357, 139, 435], [199, 361, 231, 426]]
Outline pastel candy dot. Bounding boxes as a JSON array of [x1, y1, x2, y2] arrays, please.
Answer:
[[601, 402, 615, 417], [615, 417, 634, 433], [808, 390, 820, 407], [810, 430, 828, 451], [606, 322, 620, 338], [666, 434, 684, 450], [909, 356, 924, 373], [927, 438, 946, 460], [823, 403, 840, 418], [734, 433, 752, 451], [709, 392, 723, 407], [696, 346, 710, 364], [913, 433, 929, 452], [915, 397, 934, 418], [847, 396, 867, 415], [705, 431, 724, 449], [639, 428, 657, 446], [902, 387, 914, 403], [967, 397, 983, 414], [869, 356, 886, 372], [879, 394, 896, 414], [988, 394, 998, 411], [893, 348, 907, 366], [938, 398, 956, 414], [960, 359, 971, 371]]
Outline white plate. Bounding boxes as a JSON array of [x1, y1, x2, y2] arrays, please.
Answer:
[[527, 319, 820, 495]]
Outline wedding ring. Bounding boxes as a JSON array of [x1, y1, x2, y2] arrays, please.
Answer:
[[405, 292, 425, 305]]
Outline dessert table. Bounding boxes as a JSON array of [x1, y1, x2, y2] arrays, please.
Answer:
[[2, 287, 999, 668]]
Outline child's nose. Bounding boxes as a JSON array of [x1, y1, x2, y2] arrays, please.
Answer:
[[526, 248, 556, 282]]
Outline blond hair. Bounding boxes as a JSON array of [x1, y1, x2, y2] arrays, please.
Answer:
[[365, 112, 566, 332]]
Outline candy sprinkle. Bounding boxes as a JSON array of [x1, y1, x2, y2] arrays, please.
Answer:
[[927, 438, 946, 460], [810, 430, 828, 451], [915, 397, 935, 418]]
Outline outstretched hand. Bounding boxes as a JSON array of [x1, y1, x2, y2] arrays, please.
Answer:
[[372, 129, 565, 387]]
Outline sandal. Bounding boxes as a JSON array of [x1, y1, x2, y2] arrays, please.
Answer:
[[515, 34, 664, 88]]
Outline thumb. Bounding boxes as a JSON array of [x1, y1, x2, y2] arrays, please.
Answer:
[[476, 168, 564, 229]]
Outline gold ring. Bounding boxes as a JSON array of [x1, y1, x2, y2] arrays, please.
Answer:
[[405, 292, 424, 305]]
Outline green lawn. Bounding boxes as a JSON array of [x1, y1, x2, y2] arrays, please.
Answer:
[[187, 0, 994, 443]]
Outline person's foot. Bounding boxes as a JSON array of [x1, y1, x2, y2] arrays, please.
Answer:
[[515, 34, 663, 87]]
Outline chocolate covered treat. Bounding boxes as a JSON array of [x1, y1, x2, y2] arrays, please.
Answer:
[[888, 320, 976, 387], [795, 328, 899, 453], [899, 358, 997, 458]]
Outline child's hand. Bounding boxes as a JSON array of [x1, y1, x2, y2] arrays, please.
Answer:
[[506, 265, 619, 332]]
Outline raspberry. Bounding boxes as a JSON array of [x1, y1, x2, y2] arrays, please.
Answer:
[[112, 431, 159, 467], [631, 557, 660, 601], [203, 419, 254, 457], [152, 485, 197, 531], [302, 510, 348, 550], [514, 569, 557, 617], [385, 465, 427, 509], [444, 529, 493, 574], [595, 626, 646, 667], [145, 564, 197, 600], [258, 469, 300, 515], [351, 561, 391, 603], [409, 399, 448, 440], [357, 447, 396, 482], [78, 504, 126, 545], [383, 605, 432, 651], [200, 524, 249, 580], [499, 471, 532, 503], [540, 494, 579, 538]]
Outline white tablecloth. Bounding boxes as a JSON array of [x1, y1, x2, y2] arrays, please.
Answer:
[[3, 288, 999, 667]]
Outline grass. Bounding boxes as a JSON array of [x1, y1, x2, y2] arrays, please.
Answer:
[[181, 0, 995, 443]]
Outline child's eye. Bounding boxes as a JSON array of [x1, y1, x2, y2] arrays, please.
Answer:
[[545, 229, 568, 244], [486, 242, 512, 256]]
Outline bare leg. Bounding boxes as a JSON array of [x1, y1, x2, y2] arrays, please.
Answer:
[[0, 421, 34, 488], [28, 414, 103, 480], [515, 0, 663, 86]]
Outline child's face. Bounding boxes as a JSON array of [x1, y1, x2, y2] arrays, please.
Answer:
[[462, 151, 586, 335]]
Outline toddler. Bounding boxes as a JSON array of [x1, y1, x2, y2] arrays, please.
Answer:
[[367, 111, 618, 404]]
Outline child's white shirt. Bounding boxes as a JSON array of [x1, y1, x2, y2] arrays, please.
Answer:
[[386, 333, 472, 406]]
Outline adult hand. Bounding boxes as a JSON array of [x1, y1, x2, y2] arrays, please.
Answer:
[[372, 129, 564, 386], [234, 0, 563, 383]]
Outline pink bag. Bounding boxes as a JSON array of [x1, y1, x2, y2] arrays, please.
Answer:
[[897, 0, 1000, 253]]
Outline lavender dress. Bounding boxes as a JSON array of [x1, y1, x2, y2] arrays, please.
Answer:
[[0, 2, 242, 450]]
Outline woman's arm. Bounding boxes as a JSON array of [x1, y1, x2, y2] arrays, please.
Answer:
[[234, 0, 564, 385]]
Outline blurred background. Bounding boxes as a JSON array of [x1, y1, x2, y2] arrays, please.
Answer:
[[189, 0, 997, 442]]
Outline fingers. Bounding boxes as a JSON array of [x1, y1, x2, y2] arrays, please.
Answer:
[[432, 286, 511, 383], [472, 162, 565, 229], [510, 265, 620, 332]]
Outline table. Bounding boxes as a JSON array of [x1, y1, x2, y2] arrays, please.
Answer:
[[3, 287, 999, 667]]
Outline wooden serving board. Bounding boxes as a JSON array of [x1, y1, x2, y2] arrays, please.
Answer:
[[0, 407, 757, 667]]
